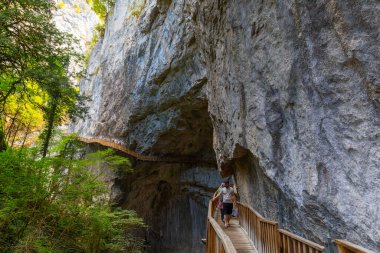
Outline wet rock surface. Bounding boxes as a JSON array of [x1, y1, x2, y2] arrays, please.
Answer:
[[72, 0, 380, 252]]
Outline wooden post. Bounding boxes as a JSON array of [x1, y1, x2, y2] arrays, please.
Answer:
[[274, 223, 280, 253]]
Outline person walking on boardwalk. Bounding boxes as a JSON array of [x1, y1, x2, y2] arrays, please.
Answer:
[[212, 180, 236, 228], [213, 182, 225, 222]]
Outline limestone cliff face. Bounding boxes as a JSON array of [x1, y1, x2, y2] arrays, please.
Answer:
[[72, 1, 220, 252], [53, 0, 100, 54], [72, 0, 380, 252], [195, 1, 379, 251]]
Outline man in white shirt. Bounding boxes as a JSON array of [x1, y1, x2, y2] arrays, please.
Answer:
[[212, 180, 236, 228]]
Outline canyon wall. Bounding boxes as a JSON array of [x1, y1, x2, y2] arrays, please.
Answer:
[[72, 1, 221, 252], [72, 0, 380, 252]]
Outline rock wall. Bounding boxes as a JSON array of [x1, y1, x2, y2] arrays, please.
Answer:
[[72, 0, 380, 252], [53, 0, 100, 53], [86, 142, 220, 253], [195, 0, 379, 251], [72, 1, 221, 252]]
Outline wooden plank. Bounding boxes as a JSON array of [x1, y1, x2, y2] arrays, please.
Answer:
[[209, 217, 237, 253]]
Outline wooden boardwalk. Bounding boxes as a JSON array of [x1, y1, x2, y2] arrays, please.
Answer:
[[79, 137, 373, 253], [215, 211, 258, 253]]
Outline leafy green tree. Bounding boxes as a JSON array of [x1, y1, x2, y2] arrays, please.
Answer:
[[0, 0, 81, 150], [37, 56, 88, 157], [0, 134, 145, 252], [88, 0, 114, 20], [0, 0, 77, 107], [3, 82, 46, 147]]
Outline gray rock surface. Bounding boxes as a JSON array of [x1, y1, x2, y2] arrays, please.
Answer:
[[53, 0, 100, 54], [85, 143, 221, 253], [72, 1, 220, 252], [72, 0, 380, 252], [196, 0, 380, 251]]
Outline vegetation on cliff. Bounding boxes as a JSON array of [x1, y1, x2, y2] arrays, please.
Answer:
[[0, 0, 146, 252], [0, 135, 145, 252], [0, 0, 83, 150]]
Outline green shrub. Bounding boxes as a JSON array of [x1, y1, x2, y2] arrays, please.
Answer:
[[130, 0, 146, 18], [0, 134, 145, 252]]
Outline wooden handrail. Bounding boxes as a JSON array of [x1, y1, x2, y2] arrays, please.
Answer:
[[335, 239, 375, 253], [78, 137, 216, 165], [236, 202, 324, 253], [279, 229, 324, 253], [236, 202, 264, 219], [206, 200, 237, 253]]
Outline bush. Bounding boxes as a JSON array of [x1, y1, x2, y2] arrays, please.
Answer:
[[0, 134, 145, 252], [130, 0, 146, 18]]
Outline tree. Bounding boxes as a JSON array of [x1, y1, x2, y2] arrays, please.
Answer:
[[37, 56, 88, 157], [0, 0, 81, 150], [2, 81, 46, 148], [0, 0, 76, 106], [0, 134, 145, 252]]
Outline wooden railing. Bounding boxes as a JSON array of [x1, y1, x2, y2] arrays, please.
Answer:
[[279, 229, 324, 253], [78, 137, 215, 165], [238, 202, 263, 249], [206, 200, 237, 253], [335, 240, 375, 253], [236, 202, 324, 253]]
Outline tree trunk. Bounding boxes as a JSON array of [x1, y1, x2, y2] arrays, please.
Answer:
[[0, 116, 7, 151], [6, 107, 20, 141], [21, 120, 32, 147], [41, 99, 58, 157], [10, 122, 21, 147]]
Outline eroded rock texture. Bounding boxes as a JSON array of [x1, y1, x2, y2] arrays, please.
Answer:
[[72, 0, 380, 252], [53, 0, 100, 54], [196, 0, 379, 251], [72, 1, 220, 252]]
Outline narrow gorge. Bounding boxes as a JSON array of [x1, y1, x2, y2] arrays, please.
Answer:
[[69, 0, 379, 252]]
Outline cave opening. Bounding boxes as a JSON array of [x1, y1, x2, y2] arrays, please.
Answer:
[[110, 99, 222, 253]]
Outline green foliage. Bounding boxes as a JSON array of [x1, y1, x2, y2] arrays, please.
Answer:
[[85, 0, 113, 43], [88, 0, 114, 21], [0, 0, 80, 107], [0, 134, 145, 252], [57, 0, 66, 8], [35, 55, 88, 157], [0, 0, 84, 151], [3, 82, 46, 147], [129, 0, 146, 18], [84, 23, 104, 67], [84, 50, 92, 68], [75, 4, 81, 13], [95, 22, 106, 38], [83, 0, 114, 68]]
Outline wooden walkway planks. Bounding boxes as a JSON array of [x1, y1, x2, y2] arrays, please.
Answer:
[[215, 211, 258, 253]]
